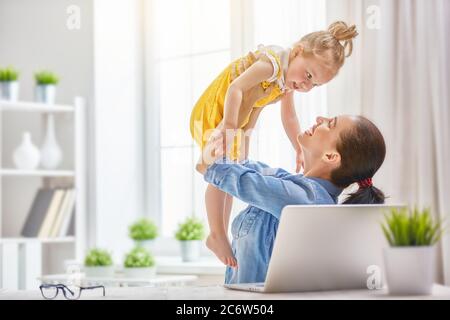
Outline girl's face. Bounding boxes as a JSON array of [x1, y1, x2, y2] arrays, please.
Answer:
[[285, 47, 336, 92], [297, 115, 356, 171]]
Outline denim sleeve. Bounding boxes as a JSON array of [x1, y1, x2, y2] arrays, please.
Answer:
[[241, 160, 292, 179], [204, 163, 315, 219]]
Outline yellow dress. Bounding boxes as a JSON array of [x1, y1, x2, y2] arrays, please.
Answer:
[[190, 44, 290, 159]]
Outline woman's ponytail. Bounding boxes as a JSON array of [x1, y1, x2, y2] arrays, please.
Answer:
[[343, 185, 386, 204], [295, 20, 358, 72]]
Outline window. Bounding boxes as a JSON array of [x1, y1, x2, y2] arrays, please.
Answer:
[[147, 0, 231, 237], [250, 0, 327, 170], [145, 0, 327, 239]]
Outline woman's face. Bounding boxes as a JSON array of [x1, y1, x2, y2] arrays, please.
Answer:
[[285, 47, 335, 92], [297, 115, 356, 169]]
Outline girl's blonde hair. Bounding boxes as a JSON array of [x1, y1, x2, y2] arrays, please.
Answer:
[[295, 21, 358, 72]]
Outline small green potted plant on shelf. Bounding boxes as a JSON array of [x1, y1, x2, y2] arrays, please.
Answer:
[[129, 218, 158, 252], [123, 247, 156, 278], [34, 70, 59, 104], [175, 216, 205, 262], [84, 248, 115, 278], [381, 207, 445, 295], [0, 66, 20, 101]]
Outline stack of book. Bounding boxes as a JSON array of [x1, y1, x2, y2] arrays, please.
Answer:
[[21, 188, 76, 238]]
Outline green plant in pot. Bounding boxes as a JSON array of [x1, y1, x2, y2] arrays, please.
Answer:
[[381, 207, 444, 295], [175, 217, 205, 262], [0, 66, 20, 101], [34, 70, 59, 104], [123, 247, 156, 278], [129, 218, 158, 252], [84, 248, 115, 278]]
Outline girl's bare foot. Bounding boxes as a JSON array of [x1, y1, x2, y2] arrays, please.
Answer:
[[206, 234, 237, 268]]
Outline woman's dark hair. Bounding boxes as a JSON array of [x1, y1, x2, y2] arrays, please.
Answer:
[[330, 116, 386, 204]]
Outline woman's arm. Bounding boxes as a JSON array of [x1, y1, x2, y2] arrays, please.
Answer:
[[203, 162, 314, 219], [242, 160, 292, 179]]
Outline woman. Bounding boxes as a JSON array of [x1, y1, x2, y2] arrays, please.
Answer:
[[197, 114, 386, 284]]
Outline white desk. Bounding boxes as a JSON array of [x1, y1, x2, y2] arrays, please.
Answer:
[[1, 284, 450, 300], [37, 273, 198, 287]]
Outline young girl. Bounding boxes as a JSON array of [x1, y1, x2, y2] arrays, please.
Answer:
[[190, 21, 358, 267]]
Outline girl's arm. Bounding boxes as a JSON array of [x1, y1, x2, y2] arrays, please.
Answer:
[[280, 91, 301, 149], [280, 91, 304, 172], [242, 107, 263, 160], [222, 59, 274, 130]]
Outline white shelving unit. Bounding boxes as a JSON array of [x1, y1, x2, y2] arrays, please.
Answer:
[[0, 98, 86, 290], [0, 169, 75, 177]]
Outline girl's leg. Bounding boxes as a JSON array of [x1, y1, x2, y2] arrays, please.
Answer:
[[223, 193, 233, 235], [205, 184, 237, 267]]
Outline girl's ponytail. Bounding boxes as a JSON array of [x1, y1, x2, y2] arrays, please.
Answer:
[[327, 21, 358, 57], [296, 20, 358, 72]]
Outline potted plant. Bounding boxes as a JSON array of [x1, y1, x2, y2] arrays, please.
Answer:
[[34, 70, 59, 104], [123, 247, 156, 278], [381, 207, 444, 295], [0, 66, 19, 101], [175, 217, 205, 262], [84, 248, 115, 278], [129, 218, 158, 252]]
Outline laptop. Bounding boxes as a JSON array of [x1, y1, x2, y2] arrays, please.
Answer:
[[224, 204, 405, 293]]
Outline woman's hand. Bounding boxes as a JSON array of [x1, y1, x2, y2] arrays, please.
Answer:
[[196, 137, 225, 175], [295, 147, 305, 173]]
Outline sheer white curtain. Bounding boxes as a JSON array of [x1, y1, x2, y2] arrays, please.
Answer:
[[249, 0, 327, 170], [229, 0, 328, 216], [327, 0, 450, 284]]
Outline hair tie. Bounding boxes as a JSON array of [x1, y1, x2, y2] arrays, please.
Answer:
[[358, 178, 373, 188]]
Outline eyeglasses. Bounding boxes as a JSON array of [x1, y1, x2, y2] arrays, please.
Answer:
[[39, 283, 106, 300]]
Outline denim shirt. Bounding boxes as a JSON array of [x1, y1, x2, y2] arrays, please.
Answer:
[[204, 160, 343, 284]]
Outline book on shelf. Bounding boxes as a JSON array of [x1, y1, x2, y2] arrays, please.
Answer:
[[21, 188, 76, 238], [56, 189, 76, 237], [21, 189, 55, 237], [37, 189, 65, 238], [49, 189, 71, 238]]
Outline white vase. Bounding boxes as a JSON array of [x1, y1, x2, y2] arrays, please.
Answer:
[[123, 266, 156, 279], [0, 81, 19, 101], [84, 266, 115, 278], [180, 240, 201, 262], [13, 132, 41, 170], [40, 113, 62, 169], [135, 239, 155, 253], [383, 246, 435, 295], [35, 84, 56, 104]]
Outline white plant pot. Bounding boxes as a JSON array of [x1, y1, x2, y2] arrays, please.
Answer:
[[35, 84, 56, 104], [135, 239, 156, 253], [40, 113, 63, 169], [383, 246, 435, 295], [13, 132, 41, 170], [123, 266, 156, 279], [0, 81, 19, 101], [84, 266, 115, 278], [180, 240, 201, 262]]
